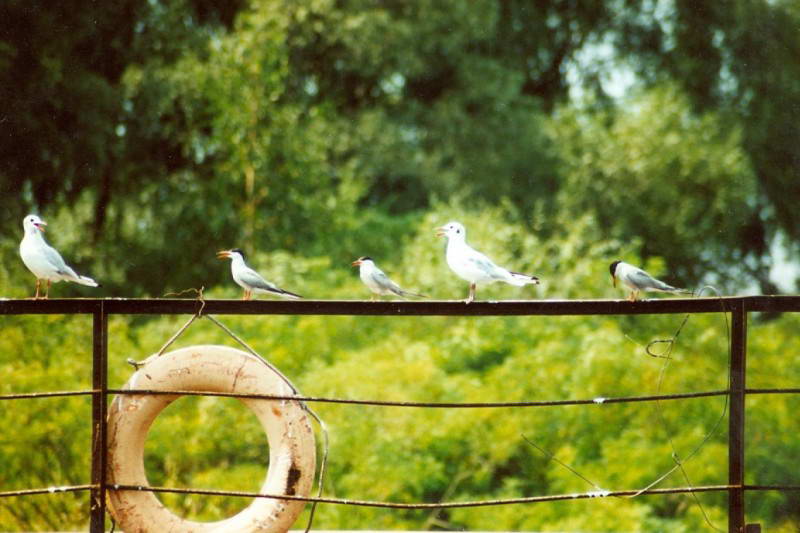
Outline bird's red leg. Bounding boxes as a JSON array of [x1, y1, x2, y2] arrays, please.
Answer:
[[44, 280, 51, 299], [32, 280, 41, 300]]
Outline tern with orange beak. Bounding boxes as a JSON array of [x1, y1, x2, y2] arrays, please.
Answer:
[[351, 256, 425, 301], [19, 214, 100, 299], [217, 248, 301, 300], [609, 260, 689, 302], [436, 221, 540, 303]]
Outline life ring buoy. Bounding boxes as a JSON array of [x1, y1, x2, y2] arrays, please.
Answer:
[[106, 345, 316, 532]]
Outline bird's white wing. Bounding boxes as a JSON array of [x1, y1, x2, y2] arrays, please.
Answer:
[[238, 267, 278, 291], [241, 267, 301, 298], [627, 269, 676, 291], [42, 243, 84, 279], [370, 268, 403, 294], [465, 249, 508, 279]]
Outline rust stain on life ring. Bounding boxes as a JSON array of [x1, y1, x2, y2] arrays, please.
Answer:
[[107, 346, 316, 531], [286, 463, 302, 496]]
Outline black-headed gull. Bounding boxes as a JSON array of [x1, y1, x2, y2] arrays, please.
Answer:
[[436, 221, 540, 303], [351, 256, 425, 301], [19, 214, 100, 299], [217, 248, 301, 300], [609, 260, 689, 301]]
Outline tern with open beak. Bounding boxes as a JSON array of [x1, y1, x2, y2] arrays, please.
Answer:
[[217, 248, 301, 300], [351, 256, 425, 301], [436, 221, 540, 303], [19, 214, 100, 299], [609, 260, 689, 301]]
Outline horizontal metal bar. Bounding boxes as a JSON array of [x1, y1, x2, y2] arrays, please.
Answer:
[[0, 298, 101, 314], [0, 390, 95, 401], [745, 388, 800, 395], [5, 482, 793, 505], [0, 485, 96, 498], [745, 484, 800, 491], [110, 483, 734, 509], [2, 295, 798, 316], [108, 388, 729, 408]]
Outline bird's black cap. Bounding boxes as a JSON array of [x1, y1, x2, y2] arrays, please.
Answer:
[[609, 260, 621, 277], [231, 248, 245, 259], [360, 256, 372, 261]]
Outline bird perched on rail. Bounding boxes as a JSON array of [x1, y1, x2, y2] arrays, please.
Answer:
[[351, 256, 426, 301], [436, 221, 540, 303], [19, 214, 100, 299], [217, 248, 301, 300], [609, 260, 690, 301]]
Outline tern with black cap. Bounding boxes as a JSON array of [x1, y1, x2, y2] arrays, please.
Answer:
[[609, 260, 689, 301]]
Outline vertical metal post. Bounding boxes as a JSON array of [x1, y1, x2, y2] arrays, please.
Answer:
[[90, 303, 108, 532], [729, 304, 747, 533]]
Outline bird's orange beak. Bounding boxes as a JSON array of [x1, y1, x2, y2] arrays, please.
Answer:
[[216, 250, 232, 259], [351, 259, 362, 267], [35, 221, 47, 233], [435, 226, 446, 237]]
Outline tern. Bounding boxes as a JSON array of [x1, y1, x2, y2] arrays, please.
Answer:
[[609, 260, 689, 301], [436, 221, 540, 303], [351, 256, 425, 301], [217, 248, 301, 300], [18, 214, 100, 299]]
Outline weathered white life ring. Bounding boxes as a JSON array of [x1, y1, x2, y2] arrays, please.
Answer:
[[106, 345, 316, 533]]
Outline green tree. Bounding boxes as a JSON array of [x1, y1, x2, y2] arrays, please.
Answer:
[[4, 0, 798, 294], [2, 209, 799, 530], [550, 85, 757, 289]]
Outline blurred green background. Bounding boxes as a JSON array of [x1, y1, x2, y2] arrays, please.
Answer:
[[1, 0, 799, 530]]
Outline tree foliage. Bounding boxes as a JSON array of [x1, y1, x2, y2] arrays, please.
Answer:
[[2, 0, 798, 294], [1, 0, 800, 530], [2, 211, 799, 530], [550, 85, 757, 288]]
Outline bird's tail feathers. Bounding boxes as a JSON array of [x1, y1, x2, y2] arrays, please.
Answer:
[[272, 288, 302, 299], [509, 271, 541, 286], [76, 275, 100, 287], [653, 280, 688, 293], [398, 289, 427, 299]]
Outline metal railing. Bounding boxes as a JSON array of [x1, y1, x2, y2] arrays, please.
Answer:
[[1, 296, 800, 533]]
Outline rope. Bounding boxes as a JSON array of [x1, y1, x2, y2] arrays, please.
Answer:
[[128, 287, 207, 369], [6, 294, 783, 526], [113, 286, 738, 530], [106, 388, 729, 408], [525, 286, 731, 531], [0, 390, 96, 400], [0, 485, 95, 498], [636, 286, 729, 531], [108, 483, 734, 508], [119, 291, 328, 533], [202, 314, 329, 533]]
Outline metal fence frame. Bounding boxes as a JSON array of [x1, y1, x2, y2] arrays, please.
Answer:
[[1, 296, 799, 533]]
